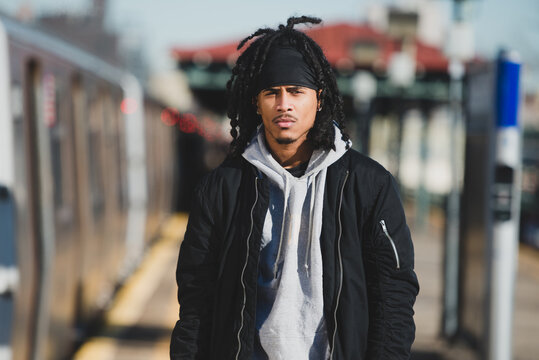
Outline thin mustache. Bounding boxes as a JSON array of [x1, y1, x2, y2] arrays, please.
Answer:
[[272, 114, 297, 122]]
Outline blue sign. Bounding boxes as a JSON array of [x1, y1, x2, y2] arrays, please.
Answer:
[[496, 51, 521, 128]]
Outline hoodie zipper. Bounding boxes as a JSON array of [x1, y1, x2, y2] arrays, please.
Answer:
[[235, 177, 259, 360], [379, 220, 400, 270], [330, 170, 349, 359]]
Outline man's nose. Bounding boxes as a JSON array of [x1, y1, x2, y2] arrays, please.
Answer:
[[276, 92, 293, 112]]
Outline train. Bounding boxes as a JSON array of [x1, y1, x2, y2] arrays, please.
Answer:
[[0, 14, 178, 360]]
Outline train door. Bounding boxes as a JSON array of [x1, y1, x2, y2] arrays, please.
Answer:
[[88, 87, 127, 311], [71, 77, 110, 325], [110, 91, 128, 279], [115, 92, 129, 279], [8, 58, 61, 360], [43, 69, 81, 358], [70, 75, 93, 327], [9, 59, 46, 360], [101, 89, 123, 286], [1, 49, 38, 359]]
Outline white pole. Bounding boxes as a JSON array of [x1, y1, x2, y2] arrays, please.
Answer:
[[489, 50, 522, 360], [443, 0, 474, 337]]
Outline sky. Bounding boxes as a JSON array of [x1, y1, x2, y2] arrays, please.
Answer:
[[0, 0, 538, 89]]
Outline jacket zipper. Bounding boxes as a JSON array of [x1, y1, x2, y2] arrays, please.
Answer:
[[330, 170, 349, 359], [235, 177, 259, 360], [379, 220, 400, 270]]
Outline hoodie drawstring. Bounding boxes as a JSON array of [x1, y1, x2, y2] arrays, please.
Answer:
[[273, 174, 318, 278], [304, 174, 316, 276]]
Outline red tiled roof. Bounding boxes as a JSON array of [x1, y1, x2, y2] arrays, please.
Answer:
[[171, 22, 449, 72], [172, 42, 240, 63]]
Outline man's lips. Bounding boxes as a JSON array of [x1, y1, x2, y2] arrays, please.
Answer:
[[273, 115, 297, 128]]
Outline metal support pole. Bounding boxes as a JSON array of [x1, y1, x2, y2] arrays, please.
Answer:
[[355, 101, 371, 155], [442, 0, 474, 338], [352, 71, 377, 154], [443, 58, 464, 338], [489, 50, 522, 360]]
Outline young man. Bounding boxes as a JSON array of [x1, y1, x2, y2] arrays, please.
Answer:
[[170, 16, 419, 360]]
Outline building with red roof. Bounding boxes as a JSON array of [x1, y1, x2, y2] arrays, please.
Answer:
[[170, 16, 452, 153], [171, 21, 450, 109], [172, 22, 449, 71]]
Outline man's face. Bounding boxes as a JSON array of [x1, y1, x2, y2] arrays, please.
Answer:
[[256, 85, 319, 146]]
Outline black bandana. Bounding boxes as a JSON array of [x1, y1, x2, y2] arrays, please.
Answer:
[[256, 41, 318, 94]]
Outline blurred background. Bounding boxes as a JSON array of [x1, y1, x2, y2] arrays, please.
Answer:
[[0, 0, 538, 359]]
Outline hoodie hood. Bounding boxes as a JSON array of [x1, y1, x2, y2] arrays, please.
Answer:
[[242, 123, 350, 187], [243, 123, 350, 276]]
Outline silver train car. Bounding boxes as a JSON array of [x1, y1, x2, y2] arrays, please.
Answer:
[[0, 15, 176, 360]]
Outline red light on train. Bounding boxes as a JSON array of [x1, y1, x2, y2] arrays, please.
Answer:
[[179, 113, 197, 133], [121, 98, 138, 114], [161, 107, 180, 126]]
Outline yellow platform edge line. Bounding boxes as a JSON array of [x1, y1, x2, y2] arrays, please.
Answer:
[[73, 213, 189, 359]]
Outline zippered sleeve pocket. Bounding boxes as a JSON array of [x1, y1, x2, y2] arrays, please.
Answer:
[[379, 220, 400, 270]]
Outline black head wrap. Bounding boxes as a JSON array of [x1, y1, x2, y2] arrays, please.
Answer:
[[255, 40, 318, 94]]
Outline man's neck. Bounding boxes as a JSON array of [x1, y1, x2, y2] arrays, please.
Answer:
[[264, 137, 313, 169]]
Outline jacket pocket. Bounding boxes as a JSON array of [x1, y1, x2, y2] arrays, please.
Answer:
[[379, 220, 400, 270]]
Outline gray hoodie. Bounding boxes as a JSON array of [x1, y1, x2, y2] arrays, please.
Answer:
[[242, 124, 350, 360]]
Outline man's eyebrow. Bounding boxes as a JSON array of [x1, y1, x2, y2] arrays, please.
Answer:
[[262, 85, 305, 93], [285, 86, 303, 91]]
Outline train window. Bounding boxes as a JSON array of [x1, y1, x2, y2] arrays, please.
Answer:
[[11, 83, 24, 121], [46, 73, 75, 219], [113, 96, 128, 211], [102, 91, 120, 215], [60, 76, 77, 218], [87, 94, 105, 217], [47, 75, 64, 208]]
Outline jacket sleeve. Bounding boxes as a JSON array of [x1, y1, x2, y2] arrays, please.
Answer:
[[364, 170, 420, 359], [170, 178, 218, 360]]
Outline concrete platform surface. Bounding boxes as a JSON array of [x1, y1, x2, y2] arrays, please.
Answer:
[[72, 212, 539, 360]]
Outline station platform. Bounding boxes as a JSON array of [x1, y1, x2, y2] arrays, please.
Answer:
[[410, 208, 539, 360], [72, 212, 539, 360], [73, 215, 187, 360]]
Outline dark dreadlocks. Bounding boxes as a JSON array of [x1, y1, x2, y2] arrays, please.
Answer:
[[226, 16, 349, 157]]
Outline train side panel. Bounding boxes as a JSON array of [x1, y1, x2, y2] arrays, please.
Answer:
[[0, 14, 178, 360]]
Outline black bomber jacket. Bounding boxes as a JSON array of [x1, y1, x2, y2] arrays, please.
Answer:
[[170, 149, 419, 360]]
